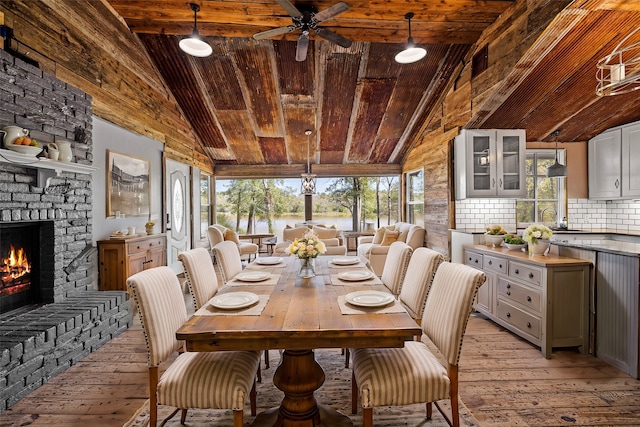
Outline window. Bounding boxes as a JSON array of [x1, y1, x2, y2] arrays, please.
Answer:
[[406, 169, 424, 227], [516, 150, 565, 228], [200, 174, 211, 240]]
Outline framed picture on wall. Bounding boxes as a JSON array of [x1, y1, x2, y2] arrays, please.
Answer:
[[106, 150, 150, 218]]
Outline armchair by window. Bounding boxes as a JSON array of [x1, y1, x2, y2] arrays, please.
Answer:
[[207, 224, 258, 261]]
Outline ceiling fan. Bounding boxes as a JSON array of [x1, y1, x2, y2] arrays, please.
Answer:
[[253, 0, 352, 61]]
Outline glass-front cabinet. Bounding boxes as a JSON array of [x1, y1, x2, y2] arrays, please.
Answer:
[[455, 129, 526, 199]]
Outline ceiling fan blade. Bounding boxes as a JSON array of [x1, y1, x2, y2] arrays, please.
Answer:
[[313, 2, 349, 22], [314, 27, 352, 48], [296, 32, 310, 62], [275, 0, 303, 18], [253, 26, 296, 40]]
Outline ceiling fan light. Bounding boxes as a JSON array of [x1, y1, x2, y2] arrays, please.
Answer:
[[179, 35, 212, 57], [395, 45, 427, 64]]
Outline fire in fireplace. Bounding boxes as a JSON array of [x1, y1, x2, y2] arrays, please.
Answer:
[[0, 222, 53, 314]]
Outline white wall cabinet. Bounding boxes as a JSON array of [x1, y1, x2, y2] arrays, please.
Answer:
[[589, 121, 640, 200], [455, 129, 526, 199]]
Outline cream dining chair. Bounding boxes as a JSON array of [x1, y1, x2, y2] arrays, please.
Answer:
[[126, 266, 261, 427], [398, 247, 444, 325], [345, 241, 412, 367], [351, 262, 486, 427], [213, 240, 244, 284], [179, 247, 270, 371]]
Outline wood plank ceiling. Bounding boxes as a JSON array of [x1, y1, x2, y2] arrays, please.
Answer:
[[106, 0, 640, 172]]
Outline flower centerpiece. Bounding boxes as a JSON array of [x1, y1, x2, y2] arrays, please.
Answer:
[[288, 231, 327, 278], [523, 223, 553, 255], [484, 224, 507, 247]]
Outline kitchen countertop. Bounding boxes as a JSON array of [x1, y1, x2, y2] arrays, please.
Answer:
[[467, 245, 593, 266], [552, 239, 640, 257]]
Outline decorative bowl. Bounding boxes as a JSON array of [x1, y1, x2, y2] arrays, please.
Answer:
[[484, 233, 505, 247], [4, 143, 43, 156], [504, 243, 526, 251]]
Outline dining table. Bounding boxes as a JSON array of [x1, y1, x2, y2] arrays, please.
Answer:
[[176, 255, 422, 426]]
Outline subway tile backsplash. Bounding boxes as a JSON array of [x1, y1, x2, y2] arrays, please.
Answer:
[[456, 198, 640, 232]]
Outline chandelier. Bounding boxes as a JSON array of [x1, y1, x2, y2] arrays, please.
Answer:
[[596, 28, 640, 96], [301, 130, 316, 195]]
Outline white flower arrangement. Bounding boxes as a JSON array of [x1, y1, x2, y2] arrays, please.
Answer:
[[523, 223, 553, 244], [288, 232, 327, 258]]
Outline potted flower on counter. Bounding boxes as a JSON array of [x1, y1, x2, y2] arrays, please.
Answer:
[[484, 224, 507, 247], [523, 223, 553, 255]]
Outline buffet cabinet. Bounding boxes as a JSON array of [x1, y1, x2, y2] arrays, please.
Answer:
[[98, 234, 166, 292], [464, 246, 591, 358]]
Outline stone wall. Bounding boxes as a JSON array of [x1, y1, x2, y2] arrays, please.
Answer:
[[0, 49, 130, 411]]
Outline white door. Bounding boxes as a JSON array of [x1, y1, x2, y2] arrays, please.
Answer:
[[165, 158, 191, 274]]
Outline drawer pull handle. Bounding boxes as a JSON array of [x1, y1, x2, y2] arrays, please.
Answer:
[[515, 269, 519, 274], [506, 312, 511, 318], [488, 260, 492, 265], [475, 259, 478, 263], [528, 273, 534, 279], [506, 291, 511, 296], [499, 264, 503, 268], [527, 322, 532, 328], [527, 296, 532, 302], [506, 284, 511, 289]]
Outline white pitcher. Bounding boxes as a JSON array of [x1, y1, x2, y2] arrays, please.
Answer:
[[56, 140, 72, 162], [2, 126, 29, 146]]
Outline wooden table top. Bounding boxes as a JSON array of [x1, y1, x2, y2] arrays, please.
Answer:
[[176, 256, 421, 352]]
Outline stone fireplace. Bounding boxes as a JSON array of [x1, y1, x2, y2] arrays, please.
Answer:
[[0, 50, 129, 410]]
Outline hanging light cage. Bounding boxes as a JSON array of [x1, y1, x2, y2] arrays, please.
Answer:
[[596, 28, 640, 96]]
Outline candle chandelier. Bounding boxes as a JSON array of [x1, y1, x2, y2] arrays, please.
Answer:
[[300, 130, 316, 195]]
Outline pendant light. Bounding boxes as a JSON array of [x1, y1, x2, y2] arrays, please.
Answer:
[[301, 130, 316, 195], [395, 12, 426, 64], [179, 3, 212, 57], [546, 130, 567, 178]]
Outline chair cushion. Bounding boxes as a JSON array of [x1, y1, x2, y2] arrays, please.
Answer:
[[312, 226, 338, 239], [224, 229, 240, 244], [380, 230, 400, 246], [352, 341, 450, 408], [158, 350, 261, 411]]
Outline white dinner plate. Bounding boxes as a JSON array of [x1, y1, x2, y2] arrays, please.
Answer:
[[338, 270, 374, 281], [255, 257, 283, 265], [210, 292, 259, 310], [234, 271, 271, 282], [331, 257, 360, 265], [345, 291, 394, 308]]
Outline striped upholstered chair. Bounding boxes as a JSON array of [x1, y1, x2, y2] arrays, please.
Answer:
[[178, 248, 219, 310], [344, 241, 412, 368], [179, 247, 270, 371], [351, 262, 486, 427], [398, 247, 444, 325], [213, 240, 244, 284], [127, 266, 261, 427], [379, 241, 413, 296]]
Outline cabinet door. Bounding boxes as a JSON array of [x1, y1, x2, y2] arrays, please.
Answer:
[[622, 123, 640, 198], [146, 246, 166, 269], [475, 271, 495, 315], [128, 252, 147, 276], [465, 130, 497, 197], [496, 130, 526, 197], [589, 129, 621, 199]]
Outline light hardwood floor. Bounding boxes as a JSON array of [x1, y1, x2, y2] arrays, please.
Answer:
[[2, 295, 640, 426]]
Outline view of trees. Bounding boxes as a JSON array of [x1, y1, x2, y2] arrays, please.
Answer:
[[216, 177, 400, 233]]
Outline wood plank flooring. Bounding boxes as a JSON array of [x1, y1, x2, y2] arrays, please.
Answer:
[[2, 299, 640, 426]]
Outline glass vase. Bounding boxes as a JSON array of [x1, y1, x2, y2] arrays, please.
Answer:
[[298, 257, 316, 278]]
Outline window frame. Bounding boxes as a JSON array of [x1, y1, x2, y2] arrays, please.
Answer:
[[405, 168, 424, 226], [516, 149, 566, 229]]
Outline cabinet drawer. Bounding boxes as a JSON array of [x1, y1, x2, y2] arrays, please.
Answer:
[[483, 254, 507, 274], [508, 261, 542, 287], [497, 278, 541, 313], [127, 237, 165, 255], [497, 299, 541, 340], [464, 251, 483, 269]]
